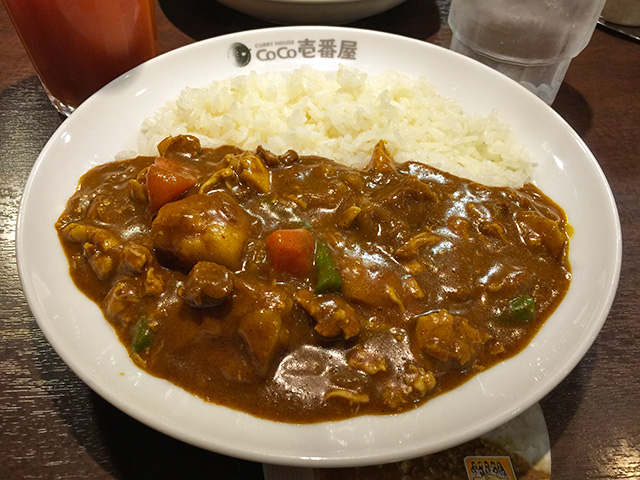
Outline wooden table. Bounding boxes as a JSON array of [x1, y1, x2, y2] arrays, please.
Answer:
[[1, 1, 638, 478]]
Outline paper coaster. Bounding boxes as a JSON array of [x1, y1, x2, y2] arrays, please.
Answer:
[[263, 403, 551, 480]]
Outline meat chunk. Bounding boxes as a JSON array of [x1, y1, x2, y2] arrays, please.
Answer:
[[381, 364, 436, 410], [295, 290, 360, 340], [104, 277, 142, 325], [59, 223, 121, 280], [236, 283, 293, 376], [414, 310, 490, 367], [82, 242, 114, 280], [151, 192, 251, 270], [233, 152, 271, 194], [59, 222, 119, 250], [346, 346, 387, 375], [144, 267, 164, 296], [339, 252, 407, 309], [156, 134, 201, 160], [121, 243, 151, 274], [367, 140, 396, 175], [179, 261, 233, 307], [515, 210, 568, 260], [238, 309, 285, 377], [394, 230, 441, 259], [199, 152, 271, 194]]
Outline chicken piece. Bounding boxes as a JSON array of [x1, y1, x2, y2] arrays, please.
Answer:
[[346, 346, 387, 375], [179, 261, 233, 307], [405, 364, 436, 396], [336, 205, 362, 228], [151, 192, 251, 270], [515, 210, 568, 260], [367, 140, 396, 175], [59, 223, 121, 280], [354, 199, 403, 243], [340, 254, 407, 309], [414, 310, 490, 367], [295, 289, 361, 340], [120, 243, 150, 274], [234, 152, 271, 194], [357, 176, 435, 244], [237, 284, 293, 376], [144, 267, 164, 296], [381, 379, 412, 410], [83, 242, 114, 280], [200, 152, 271, 194], [256, 146, 299, 168], [156, 134, 201, 160], [395, 230, 441, 259], [380, 365, 436, 410], [104, 277, 142, 325], [59, 222, 119, 251]]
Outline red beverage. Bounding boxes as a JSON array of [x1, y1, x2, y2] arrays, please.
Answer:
[[3, 0, 159, 115]]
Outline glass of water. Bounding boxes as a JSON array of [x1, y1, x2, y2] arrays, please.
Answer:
[[448, 0, 607, 104]]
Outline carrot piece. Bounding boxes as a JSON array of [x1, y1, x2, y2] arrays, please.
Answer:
[[146, 157, 197, 213], [265, 228, 315, 277]]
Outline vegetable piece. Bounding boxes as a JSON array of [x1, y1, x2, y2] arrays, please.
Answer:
[[132, 317, 154, 353], [146, 157, 197, 213], [151, 192, 251, 270], [265, 228, 315, 277], [314, 242, 342, 294], [508, 295, 536, 323]]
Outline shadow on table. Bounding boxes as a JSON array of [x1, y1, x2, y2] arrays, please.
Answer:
[[34, 338, 263, 479], [158, 0, 443, 41], [539, 342, 597, 451], [552, 82, 593, 138], [90, 392, 265, 479]]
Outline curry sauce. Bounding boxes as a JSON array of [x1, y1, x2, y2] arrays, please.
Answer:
[[56, 135, 570, 423]]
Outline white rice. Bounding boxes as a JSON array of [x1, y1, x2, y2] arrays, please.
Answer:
[[140, 65, 532, 186]]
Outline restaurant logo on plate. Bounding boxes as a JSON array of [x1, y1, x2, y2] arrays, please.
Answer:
[[228, 38, 359, 67]]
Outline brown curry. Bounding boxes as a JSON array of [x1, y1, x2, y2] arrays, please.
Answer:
[[56, 135, 571, 423]]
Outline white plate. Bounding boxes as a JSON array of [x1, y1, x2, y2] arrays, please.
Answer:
[[216, 0, 407, 25], [16, 26, 621, 467]]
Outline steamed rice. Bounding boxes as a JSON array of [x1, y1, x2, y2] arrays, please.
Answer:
[[140, 65, 532, 187]]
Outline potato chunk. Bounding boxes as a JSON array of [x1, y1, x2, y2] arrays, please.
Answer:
[[238, 309, 284, 377], [237, 283, 293, 376], [151, 192, 250, 270]]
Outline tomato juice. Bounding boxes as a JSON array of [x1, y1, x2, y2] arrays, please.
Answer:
[[3, 0, 159, 114]]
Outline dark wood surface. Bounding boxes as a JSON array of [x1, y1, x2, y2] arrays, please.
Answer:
[[1, 1, 638, 478]]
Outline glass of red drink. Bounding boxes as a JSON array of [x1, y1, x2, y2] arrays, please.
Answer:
[[3, 0, 159, 116]]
